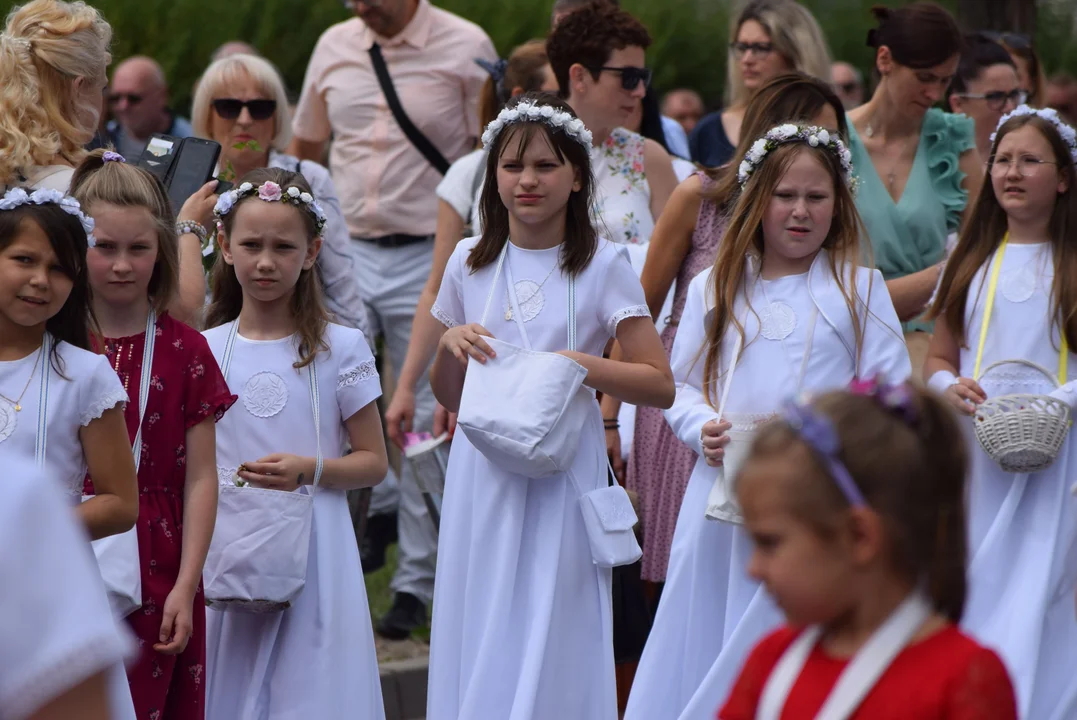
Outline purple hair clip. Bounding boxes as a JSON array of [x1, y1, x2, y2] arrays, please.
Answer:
[[781, 402, 867, 508], [102, 150, 126, 163], [849, 376, 918, 427]]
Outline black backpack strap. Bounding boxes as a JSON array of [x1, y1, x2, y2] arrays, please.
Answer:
[[369, 42, 450, 175]]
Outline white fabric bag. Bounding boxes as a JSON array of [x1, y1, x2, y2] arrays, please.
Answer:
[[79, 314, 155, 618], [757, 592, 931, 720], [575, 458, 643, 567], [202, 322, 324, 613], [457, 244, 593, 479]]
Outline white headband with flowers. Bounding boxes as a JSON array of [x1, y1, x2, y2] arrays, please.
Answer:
[[738, 124, 855, 191], [213, 180, 328, 235], [481, 99, 593, 152], [0, 187, 96, 246], [991, 104, 1077, 164]]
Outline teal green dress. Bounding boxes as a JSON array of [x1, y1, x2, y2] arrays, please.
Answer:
[[847, 108, 975, 332]]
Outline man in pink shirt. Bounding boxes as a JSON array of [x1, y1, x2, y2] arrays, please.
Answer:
[[291, 0, 495, 640]]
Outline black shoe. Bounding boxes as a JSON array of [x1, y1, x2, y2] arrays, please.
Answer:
[[359, 512, 398, 574], [376, 592, 427, 640]]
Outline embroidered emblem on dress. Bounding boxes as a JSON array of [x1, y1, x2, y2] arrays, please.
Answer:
[[505, 279, 544, 322], [1001, 265, 1037, 303], [0, 403, 14, 444], [759, 301, 797, 341], [242, 371, 289, 418]]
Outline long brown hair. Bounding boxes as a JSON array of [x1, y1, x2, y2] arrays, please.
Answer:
[[744, 384, 970, 622], [205, 167, 329, 369], [69, 149, 179, 315], [929, 113, 1077, 351], [702, 141, 868, 406], [704, 72, 849, 202], [469, 92, 597, 277]]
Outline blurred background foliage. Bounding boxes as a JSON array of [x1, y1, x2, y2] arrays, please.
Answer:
[[2, 0, 1076, 113]]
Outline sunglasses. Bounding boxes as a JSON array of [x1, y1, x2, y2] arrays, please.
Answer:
[[596, 65, 652, 92], [212, 98, 278, 121], [108, 93, 142, 106], [730, 41, 774, 57], [979, 31, 1032, 51], [958, 89, 1028, 112]]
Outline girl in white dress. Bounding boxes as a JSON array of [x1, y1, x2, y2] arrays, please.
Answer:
[[0, 189, 139, 719], [925, 106, 1077, 720], [626, 124, 911, 720], [201, 168, 389, 720], [426, 92, 675, 720]]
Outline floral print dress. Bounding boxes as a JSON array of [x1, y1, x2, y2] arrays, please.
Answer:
[[86, 313, 236, 720], [591, 128, 655, 246]]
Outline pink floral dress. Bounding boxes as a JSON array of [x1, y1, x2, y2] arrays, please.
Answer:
[[86, 313, 236, 720]]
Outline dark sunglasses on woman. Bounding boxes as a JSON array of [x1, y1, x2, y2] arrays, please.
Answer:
[[212, 98, 278, 121], [596, 65, 653, 91]]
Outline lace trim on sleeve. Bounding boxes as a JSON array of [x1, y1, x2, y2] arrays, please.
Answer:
[[607, 304, 651, 336], [431, 303, 459, 329], [338, 359, 379, 391], [79, 389, 128, 427]]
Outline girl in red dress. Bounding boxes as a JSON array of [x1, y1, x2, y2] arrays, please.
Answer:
[[72, 150, 236, 720], [718, 380, 1017, 720]]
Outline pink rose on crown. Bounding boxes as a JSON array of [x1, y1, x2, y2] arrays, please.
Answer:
[[258, 181, 283, 202]]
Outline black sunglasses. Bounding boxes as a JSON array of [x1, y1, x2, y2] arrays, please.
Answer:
[[212, 98, 278, 121], [979, 31, 1032, 51], [596, 66, 652, 91], [108, 93, 142, 106]]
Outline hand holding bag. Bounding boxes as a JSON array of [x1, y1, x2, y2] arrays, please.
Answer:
[[202, 322, 324, 613], [81, 313, 155, 618]]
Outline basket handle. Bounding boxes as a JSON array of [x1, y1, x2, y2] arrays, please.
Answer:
[[976, 358, 1061, 388]]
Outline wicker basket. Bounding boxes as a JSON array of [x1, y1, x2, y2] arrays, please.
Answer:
[[973, 360, 1071, 474]]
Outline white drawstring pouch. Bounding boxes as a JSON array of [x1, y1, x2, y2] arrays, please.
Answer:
[[202, 322, 324, 613]]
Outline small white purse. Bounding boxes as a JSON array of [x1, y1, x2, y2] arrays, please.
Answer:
[[457, 243, 593, 479], [575, 458, 642, 568]]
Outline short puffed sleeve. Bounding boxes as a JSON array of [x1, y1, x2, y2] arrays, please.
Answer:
[[593, 242, 650, 338], [0, 459, 132, 719], [432, 240, 473, 329], [76, 350, 128, 427], [334, 326, 381, 421], [179, 323, 237, 429]]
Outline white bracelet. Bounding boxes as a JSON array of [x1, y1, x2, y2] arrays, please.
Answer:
[[926, 370, 959, 395]]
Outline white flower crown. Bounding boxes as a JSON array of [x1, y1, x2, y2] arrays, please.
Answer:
[[737, 124, 855, 192], [991, 104, 1077, 165], [213, 180, 328, 235], [0, 187, 96, 246], [481, 99, 593, 152]]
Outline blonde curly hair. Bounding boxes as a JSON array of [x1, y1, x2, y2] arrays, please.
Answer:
[[0, 0, 112, 186]]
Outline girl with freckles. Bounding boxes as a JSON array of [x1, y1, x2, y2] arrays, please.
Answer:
[[626, 124, 910, 720]]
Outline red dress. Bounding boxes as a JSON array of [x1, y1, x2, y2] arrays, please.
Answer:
[[86, 313, 235, 720], [719, 624, 1018, 720]]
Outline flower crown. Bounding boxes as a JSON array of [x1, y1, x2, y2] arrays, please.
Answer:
[[738, 124, 855, 191], [0, 187, 96, 246], [991, 104, 1077, 165], [481, 99, 593, 152], [213, 180, 328, 235]]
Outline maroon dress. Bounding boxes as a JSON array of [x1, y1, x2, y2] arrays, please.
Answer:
[[86, 313, 236, 720], [626, 172, 726, 582]]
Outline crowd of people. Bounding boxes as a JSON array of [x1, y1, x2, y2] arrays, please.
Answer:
[[0, 0, 1075, 719]]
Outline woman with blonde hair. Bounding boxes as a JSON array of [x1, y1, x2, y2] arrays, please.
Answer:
[[689, 0, 832, 167], [191, 52, 372, 337]]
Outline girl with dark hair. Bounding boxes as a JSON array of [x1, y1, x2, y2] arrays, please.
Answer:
[[718, 382, 1017, 719], [201, 168, 389, 720], [426, 92, 674, 720], [847, 2, 983, 378], [0, 188, 138, 719], [926, 107, 1077, 719]]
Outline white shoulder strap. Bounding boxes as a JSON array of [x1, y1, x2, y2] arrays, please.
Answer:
[[131, 310, 157, 472]]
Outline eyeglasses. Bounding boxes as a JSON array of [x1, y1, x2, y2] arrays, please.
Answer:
[[212, 98, 278, 121], [957, 89, 1028, 112], [108, 93, 143, 106], [834, 81, 861, 95], [990, 155, 1058, 176], [596, 66, 652, 91], [730, 41, 773, 58], [979, 31, 1032, 51]]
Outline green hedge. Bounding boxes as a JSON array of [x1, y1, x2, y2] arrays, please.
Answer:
[[3, 0, 1076, 114]]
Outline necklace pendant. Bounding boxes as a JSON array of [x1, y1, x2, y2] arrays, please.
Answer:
[[13, 403, 20, 412], [505, 308, 513, 321]]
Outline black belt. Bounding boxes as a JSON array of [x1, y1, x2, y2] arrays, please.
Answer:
[[354, 233, 433, 248]]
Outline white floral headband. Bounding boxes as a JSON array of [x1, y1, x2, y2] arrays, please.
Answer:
[[481, 100, 593, 152], [991, 105, 1077, 165], [0, 187, 96, 246], [213, 180, 328, 235], [738, 124, 855, 191]]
